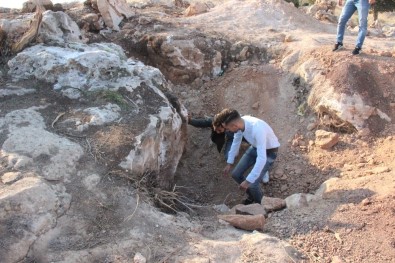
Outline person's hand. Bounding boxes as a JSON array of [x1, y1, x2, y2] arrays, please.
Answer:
[[338, 0, 343, 6], [369, 0, 375, 4], [187, 113, 192, 123], [223, 164, 233, 176], [239, 180, 250, 191]]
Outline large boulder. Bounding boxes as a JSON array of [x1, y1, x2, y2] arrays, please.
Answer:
[[7, 42, 186, 188], [285, 193, 316, 209], [298, 54, 395, 132]]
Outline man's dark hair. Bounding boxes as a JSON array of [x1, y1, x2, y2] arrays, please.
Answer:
[[214, 108, 240, 126]]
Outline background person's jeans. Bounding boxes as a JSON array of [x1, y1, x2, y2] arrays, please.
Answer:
[[231, 146, 277, 204], [336, 0, 370, 48]]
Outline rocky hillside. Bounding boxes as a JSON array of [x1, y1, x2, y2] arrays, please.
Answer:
[[0, 0, 394, 262]]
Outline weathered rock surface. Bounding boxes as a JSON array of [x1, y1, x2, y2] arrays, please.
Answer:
[[184, 2, 209, 17], [96, 0, 134, 31], [0, 177, 70, 263], [315, 130, 340, 149], [22, 0, 54, 13], [307, 0, 337, 23], [261, 196, 286, 212], [235, 203, 267, 217], [304, 58, 394, 132], [285, 193, 316, 209], [218, 214, 265, 231], [37, 10, 84, 45]]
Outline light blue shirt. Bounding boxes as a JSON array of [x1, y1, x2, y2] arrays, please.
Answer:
[[227, 116, 280, 183]]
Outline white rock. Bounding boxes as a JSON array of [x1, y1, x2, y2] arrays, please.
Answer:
[[97, 0, 134, 31], [134, 252, 146, 263], [83, 103, 121, 126], [0, 108, 84, 181], [285, 193, 316, 209], [37, 11, 84, 46], [0, 177, 70, 263], [7, 43, 166, 99]]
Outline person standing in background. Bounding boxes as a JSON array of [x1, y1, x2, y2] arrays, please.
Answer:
[[333, 0, 376, 55]]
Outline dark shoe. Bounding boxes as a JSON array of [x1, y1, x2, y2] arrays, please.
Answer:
[[352, 47, 361, 55], [333, 42, 343, 51], [242, 198, 254, 205]]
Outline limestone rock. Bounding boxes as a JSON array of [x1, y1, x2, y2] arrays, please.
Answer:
[[0, 108, 84, 181], [22, 0, 53, 13], [79, 13, 102, 32], [37, 11, 84, 46], [315, 130, 339, 149], [0, 13, 34, 37], [370, 166, 390, 174], [134, 252, 147, 263], [0, 177, 70, 263], [1, 172, 22, 184], [235, 203, 267, 217], [218, 214, 265, 231], [315, 177, 340, 199], [184, 2, 208, 16], [7, 43, 186, 188], [285, 193, 316, 209], [96, 0, 134, 31], [261, 196, 286, 212]]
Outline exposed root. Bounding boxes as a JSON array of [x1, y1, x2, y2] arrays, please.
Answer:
[[316, 107, 357, 133], [51, 112, 65, 128]]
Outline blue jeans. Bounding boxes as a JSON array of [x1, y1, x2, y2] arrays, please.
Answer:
[[336, 0, 370, 48], [231, 146, 278, 204]]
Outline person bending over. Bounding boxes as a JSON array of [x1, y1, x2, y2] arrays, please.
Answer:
[[187, 114, 235, 160], [217, 109, 280, 204]]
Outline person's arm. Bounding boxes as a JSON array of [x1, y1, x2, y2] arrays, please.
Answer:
[[223, 131, 243, 176], [226, 131, 243, 165], [188, 117, 213, 128], [245, 124, 267, 184], [369, 0, 375, 4]]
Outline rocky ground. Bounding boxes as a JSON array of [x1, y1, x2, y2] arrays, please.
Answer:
[[0, 0, 394, 262]]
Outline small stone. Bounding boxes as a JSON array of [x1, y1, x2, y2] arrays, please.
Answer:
[[153, 24, 165, 32], [251, 102, 260, 110], [134, 252, 146, 263], [218, 214, 265, 231], [370, 166, 390, 174], [315, 130, 340, 150], [280, 184, 288, 192], [261, 196, 286, 212], [1, 172, 22, 184], [284, 34, 294, 42], [331, 255, 344, 263], [184, 2, 208, 16], [361, 198, 371, 206], [236, 203, 267, 216], [213, 204, 230, 213], [380, 51, 392, 57], [138, 16, 152, 25], [307, 122, 317, 131]]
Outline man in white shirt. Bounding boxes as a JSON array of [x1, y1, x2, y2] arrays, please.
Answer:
[[215, 109, 280, 204]]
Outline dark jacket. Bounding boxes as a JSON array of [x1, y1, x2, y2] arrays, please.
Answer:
[[188, 117, 233, 153]]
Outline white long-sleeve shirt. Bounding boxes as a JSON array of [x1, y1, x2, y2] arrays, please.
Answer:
[[227, 116, 280, 183]]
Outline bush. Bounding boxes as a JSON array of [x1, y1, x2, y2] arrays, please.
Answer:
[[372, 0, 395, 20], [284, 0, 300, 8]]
